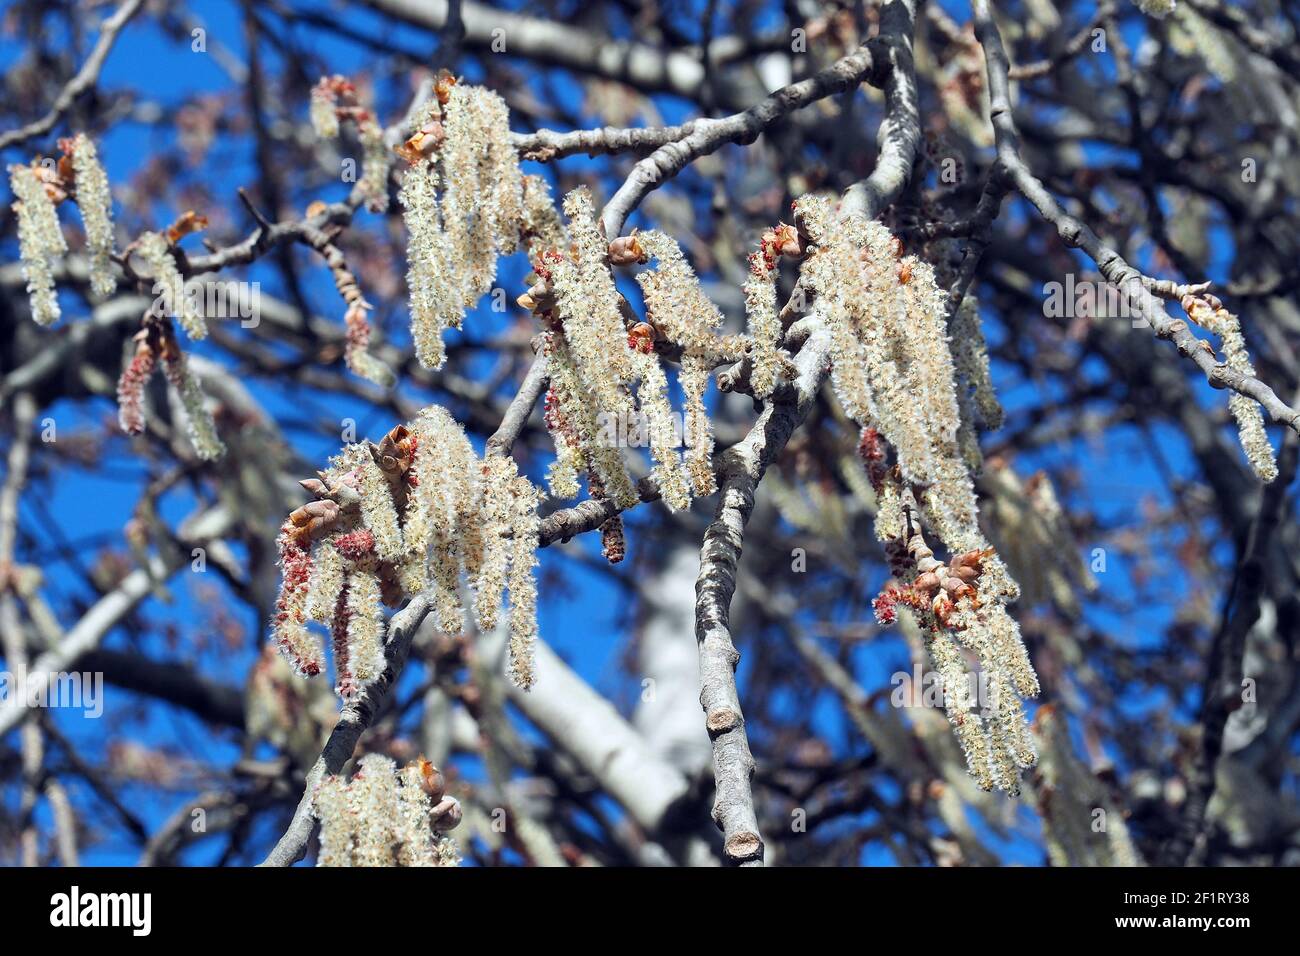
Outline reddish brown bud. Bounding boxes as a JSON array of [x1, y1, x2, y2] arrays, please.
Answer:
[[608, 230, 649, 266]]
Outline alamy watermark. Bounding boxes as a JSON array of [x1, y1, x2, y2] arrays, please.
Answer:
[[1043, 274, 1149, 328], [150, 278, 261, 327], [595, 409, 708, 449], [0, 670, 104, 718], [891, 664, 1001, 713]]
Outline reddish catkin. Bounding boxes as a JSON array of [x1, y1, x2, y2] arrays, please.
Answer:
[[273, 522, 323, 677], [333, 527, 377, 561], [116, 337, 156, 436], [331, 584, 356, 699], [600, 515, 626, 564]]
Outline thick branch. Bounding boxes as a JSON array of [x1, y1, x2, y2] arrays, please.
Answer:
[[694, 322, 834, 865]]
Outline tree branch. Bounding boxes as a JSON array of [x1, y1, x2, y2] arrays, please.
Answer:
[[0, 0, 146, 151], [971, 0, 1300, 435], [259, 592, 434, 866]]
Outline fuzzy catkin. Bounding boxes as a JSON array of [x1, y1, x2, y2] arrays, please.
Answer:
[[350, 753, 399, 866], [9, 163, 66, 326], [631, 349, 691, 512], [801, 189, 1037, 791], [441, 85, 497, 299], [544, 330, 638, 507], [315, 757, 460, 868], [310, 85, 340, 139], [356, 452, 404, 561], [314, 775, 354, 866], [680, 354, 717, 497], [139, 231, 207, 340], [272, 405, 544, 696], [305, 539, 347, 622], [798, 196, 987, 556], [67, 135, 117, 297], [400, 84, 524, 369], [1194, 303, 1278, 482], [506, 474, 541, 690], [520, 174, 568, 255], [636, 230, 725, 352], [400, 157, 454, 369], [553, 187, 636, 406], [743, 252, 784, 398], [357, 118, 390, 213], [395, 764, 438, 866], [161, 348, 225, 460], [472, 456, 515, 631], [346, 568, 386, 686]]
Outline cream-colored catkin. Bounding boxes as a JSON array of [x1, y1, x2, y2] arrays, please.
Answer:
[[873, 476, 906, 542], [356, 452, 404, 561], [399, 156, 453, 369], [310, 85, 340, 139], [314, 774, 355, 866], [346, 567, 386, 686], [927, 627, 995, 791], [850, 227, 941, 486], [546, 331, 638, 507], [68, 134, 117, 298], [631, 349, 692, 511], [395, 764, 437, 866], [680, 354, 717, 497], [506, 475, 541, 691], [429, 533, 466, 634], [305, 540, 347, 623], [398, 85, 524, 369], [472, 456, 515, 631], [357, 118, 390, 213], [138, 231, 207, 340], [553, 187, 636, 406], [636, 230, 725, 352], [629, 230, 725, 497], [9, 163, 67, 326], [440, 85, 496, 300], [160, 349, 225, 460], [949, 295, 1004, 429], [274, 403, 543, 699], [801, 185, 1038, 792], [414, 404, 477, 539], [1171, 3, 1236, 83], [743, 255, 784, 398], [478, 88, 523, 255], [1194, 303, 1278, 482], [798, 194, 990, 558], [317, 757, 459, 867], [349, 753, 398, 867]]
